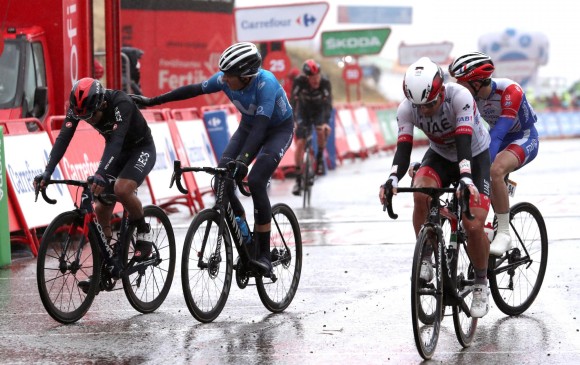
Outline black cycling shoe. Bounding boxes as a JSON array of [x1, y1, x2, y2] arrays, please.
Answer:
[[78, 276, 92, 294], [134, 240, 153, 262], [252, 256, 273, 277], [316, 156, 325, 175], [292, 179, 302, 196]]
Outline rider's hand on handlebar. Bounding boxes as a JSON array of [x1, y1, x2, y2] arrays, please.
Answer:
[[230, 159, 249, 180], [407, 162, 421, 178], [379, 176, 398, 205], [89, 174, 108, 195], [33, 171, 51, 190], [457, 177, 480, 205]]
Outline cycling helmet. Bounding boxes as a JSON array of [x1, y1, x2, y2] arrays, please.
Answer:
[[218, 42, 262, 77], [69, 77, 105, 120], [448, 52, 495, 82], [403, 57, 444, 105], [303, 59, 320, 76]]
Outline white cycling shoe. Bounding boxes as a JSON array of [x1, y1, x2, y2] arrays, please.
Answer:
[[470, 284, 490, 318], [489, 232, 514, 256]]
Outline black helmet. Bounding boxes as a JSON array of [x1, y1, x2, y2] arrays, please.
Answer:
[[218, 42, 262, 77], [69, 77, 105, 120]]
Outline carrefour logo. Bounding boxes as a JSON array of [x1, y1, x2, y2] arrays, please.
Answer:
[[241, 13, 317, 30]]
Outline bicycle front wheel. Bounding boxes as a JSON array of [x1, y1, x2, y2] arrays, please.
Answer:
[[411, 226, 442, 360], [122, 205, 176, 313], [489, 202, 548, 315], [302, 144, 313, 208], [36, 211, 101, 324], [182, 209, 233, 323], [256, 203, 302, 312], [452, 240, 478, 347]]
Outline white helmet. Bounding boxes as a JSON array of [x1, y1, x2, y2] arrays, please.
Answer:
[[218, 42, 262, 77], [403, 57, 444, 105]]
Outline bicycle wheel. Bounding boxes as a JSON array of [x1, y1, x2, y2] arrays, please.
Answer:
[[122, 205, 176, 313], [411, 226, 442, 360], [488, 202, 548, 315], [256, 203, 302, 312], [452, 240, 478, 347], [302, 143, 313, 208], [36, 211, 101, 324], [181, 209, 233, 323]]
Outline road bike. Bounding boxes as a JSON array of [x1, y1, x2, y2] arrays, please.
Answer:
[[385, 186, 477, 360], [299, 127, 316, 208], [35, 178, 176, 324], [487, 178, 548, 315], [171, 160, 302, 323]]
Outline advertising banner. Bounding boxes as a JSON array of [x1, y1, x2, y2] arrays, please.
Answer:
[[0, 127, 10, 267], [321, 28, 390, 57], [203, 110, 230, 160]]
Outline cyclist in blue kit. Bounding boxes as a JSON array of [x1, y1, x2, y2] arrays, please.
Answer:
[[132, 42, 294, 275]]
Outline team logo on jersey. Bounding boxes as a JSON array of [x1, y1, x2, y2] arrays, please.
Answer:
[[258, 81, 266, 90], [114, 107, 122, 122], [65, 121, 73, 128], [463, 104, 470, 111], [113, 124, 118, 130]]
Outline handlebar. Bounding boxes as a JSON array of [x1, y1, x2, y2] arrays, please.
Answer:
[[34, 178, 118, 206], [170, 160, 251, 197], [383, 186, 474, 221]]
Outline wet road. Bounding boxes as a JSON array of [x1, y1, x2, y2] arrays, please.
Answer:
[[1, 139, 579, 364]]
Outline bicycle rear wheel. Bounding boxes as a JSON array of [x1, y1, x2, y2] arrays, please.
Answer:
[[256, 203, 302, 312], [302, 144, 313, 208], [488, 202, 548, 315], [181, 209, 233, 323], [452, 240, 478, 347], [411, 226, 442, 360], [36, 211, 101, 324], [122, 205, 176, 313]]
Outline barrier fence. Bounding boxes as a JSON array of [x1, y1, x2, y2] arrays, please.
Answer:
[[1, 104, 579, 257]]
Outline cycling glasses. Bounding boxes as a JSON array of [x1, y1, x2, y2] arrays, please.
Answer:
[[413, 95, 440, 109]]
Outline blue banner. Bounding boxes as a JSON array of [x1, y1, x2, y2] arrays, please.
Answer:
[[202, 110, 230, 160]]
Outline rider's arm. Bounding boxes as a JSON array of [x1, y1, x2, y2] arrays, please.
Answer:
[[323, 79, 333, 123], [489, 83, 522, 161], [388, 102, 415, 181], [44, 112, 79, 174], [150, 84, 204, 106], [237, 114, 270, 164]]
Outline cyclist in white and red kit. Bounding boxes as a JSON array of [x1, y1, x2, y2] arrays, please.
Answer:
[[379, 57, 492, 318], [449, 52, 539, 256]]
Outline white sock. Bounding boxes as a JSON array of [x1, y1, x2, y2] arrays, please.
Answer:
[[496, 213, 510, 234]]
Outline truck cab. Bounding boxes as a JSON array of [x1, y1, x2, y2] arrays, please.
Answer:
[[0, 26, 50, 129]]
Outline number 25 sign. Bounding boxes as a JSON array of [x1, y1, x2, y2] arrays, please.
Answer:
[[263, 51, 291, 80]]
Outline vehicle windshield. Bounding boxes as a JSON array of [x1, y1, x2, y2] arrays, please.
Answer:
[[0, 41, 20, 108]]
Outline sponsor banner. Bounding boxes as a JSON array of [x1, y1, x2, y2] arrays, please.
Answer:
[[174, 119, 217, 191], [336, 108, 362, 153], [120, 6, 233, 110], [4, 133, 74, 228], [147, 123, 179, 200], [235, 2, 329, 42], [0, 127, 10, 266], [203, 110, 230, 160], [352, 106, 378, 150], [322, 28, 391, 57], [338, 6, 412, 24], [398, 42, 454, 65]]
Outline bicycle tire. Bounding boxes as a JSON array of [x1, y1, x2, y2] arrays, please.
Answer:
[[122, 205, 176, 313], [256, 203, 302, 312], [36, 211, 101, 324], [302, 144, 313, 208], [181, 209, 233, 323], [488, 202, 548, 316], [452, 240, 478, 347], [411, 225, 442, 360]]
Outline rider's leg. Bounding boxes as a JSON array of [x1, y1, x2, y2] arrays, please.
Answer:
[[489, 150, 520, 254], [315, 123, 331, 174], [95, 201, 115, 241], [293, 137, 306, 195]]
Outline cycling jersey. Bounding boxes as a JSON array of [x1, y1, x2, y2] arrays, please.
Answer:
[[476, 78, 538, 162], [397, 83, 490, 161], [290, 74, 332, 125], [46, 90, 153, 177]]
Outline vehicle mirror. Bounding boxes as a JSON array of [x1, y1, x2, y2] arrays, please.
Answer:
[[32, 86, 48, 118]]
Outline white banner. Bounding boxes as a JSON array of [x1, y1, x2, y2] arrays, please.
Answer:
[[353, 106, 378, 150], [5, 133, 74, 228], [399, 42, 454, 66], [147, 123, 179, 200], [337, 109, 362, 154], [235, 2, 329, 42], [175, 119, 218, 191]]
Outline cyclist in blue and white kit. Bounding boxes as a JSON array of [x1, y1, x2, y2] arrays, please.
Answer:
[[379, 57, 492, 318], [132, 42, 294, 275], [449, 52, 539, 256]]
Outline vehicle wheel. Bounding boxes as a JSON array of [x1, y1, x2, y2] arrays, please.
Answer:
[[488, 202, 548, 315], [256, 203, 302, 312], [36, 211, 101, 324], [122, 205, 176, 313], [181, 209, 233, 323], [411, 225, 442, 360]]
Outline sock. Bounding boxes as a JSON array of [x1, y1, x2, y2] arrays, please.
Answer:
[[255, 231, 271, 260], [496, 213, 510, 234], [474, 267, 487, 285]]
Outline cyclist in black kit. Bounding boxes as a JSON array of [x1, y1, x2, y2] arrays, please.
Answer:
[[290, 59, 333, 196], [34, 77, 157, 288]]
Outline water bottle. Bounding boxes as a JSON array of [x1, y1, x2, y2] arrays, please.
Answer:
[[235, 216, 252, 245]]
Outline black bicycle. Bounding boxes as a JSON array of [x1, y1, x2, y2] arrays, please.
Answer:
[[35, 178, 176, 324], [385, 186, 477, 360], [487, 178, 548, 315], [300, 128, 316, 208], [171, 160, 302, 323]]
